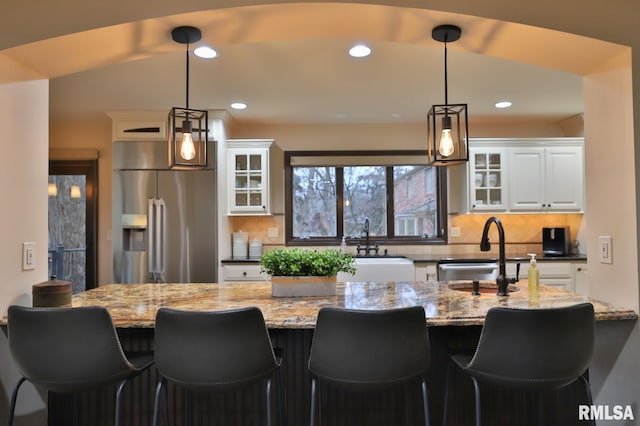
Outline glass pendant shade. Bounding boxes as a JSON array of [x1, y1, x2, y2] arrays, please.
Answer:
[[427, 104, 469, 166], [168, 107, 208, 169]]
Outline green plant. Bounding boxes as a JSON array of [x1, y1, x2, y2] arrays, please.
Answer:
[[260, 248, 356, 277]]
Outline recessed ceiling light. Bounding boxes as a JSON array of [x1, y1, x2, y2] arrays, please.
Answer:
[[348, 44, 372, 58], [194, 46, 218, 59], [391, 113, 401, 119], [495, 101, 512, 109], [230, 102, 247, 110]]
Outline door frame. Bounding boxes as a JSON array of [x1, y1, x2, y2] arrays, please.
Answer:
[[49, 159, 98, 290]]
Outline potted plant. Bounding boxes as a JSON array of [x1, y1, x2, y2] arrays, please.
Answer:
[[260, 248, 356, 297]]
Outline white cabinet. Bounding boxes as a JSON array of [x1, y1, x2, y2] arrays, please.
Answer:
[[506, 260, 585, 292], [469, 147, 507, 211], [574, 262, 588, 296], [222, 264, 269, 282], [227, 139, 272, 215], [508, 144, 584, 212], [414, 262, 438, 281]]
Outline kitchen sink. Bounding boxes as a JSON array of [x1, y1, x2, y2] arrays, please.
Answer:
[[337, 256, 415, 282], [447, 280, 520, 294]]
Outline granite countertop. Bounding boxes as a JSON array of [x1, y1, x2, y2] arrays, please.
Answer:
[[49, 281, 636, 329]]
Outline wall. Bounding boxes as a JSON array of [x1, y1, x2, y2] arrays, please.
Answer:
[[0, 76, 49, 423]]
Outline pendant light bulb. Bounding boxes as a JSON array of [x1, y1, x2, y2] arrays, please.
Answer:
[[180, 120, 196, 161], [439, 115, 454, 157]]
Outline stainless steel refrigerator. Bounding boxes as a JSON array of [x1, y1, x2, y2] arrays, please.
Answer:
[[112, 140, 217, 283]]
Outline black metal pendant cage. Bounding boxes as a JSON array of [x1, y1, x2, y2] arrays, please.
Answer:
[[168, 107, 208, 169], [427, 103, 469, 166]]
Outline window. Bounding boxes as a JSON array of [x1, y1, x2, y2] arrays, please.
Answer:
[[285, 151, 447, 244]]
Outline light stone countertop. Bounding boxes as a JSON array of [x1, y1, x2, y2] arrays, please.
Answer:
[[61, 281, 637, 329]]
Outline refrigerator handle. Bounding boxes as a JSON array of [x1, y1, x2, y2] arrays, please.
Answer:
[[147, 198, 156, 280], [158, 198, 167, 281]]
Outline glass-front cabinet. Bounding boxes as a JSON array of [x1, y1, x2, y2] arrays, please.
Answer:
[[227, 139, 273, 215], [469, 147, 506, 211]]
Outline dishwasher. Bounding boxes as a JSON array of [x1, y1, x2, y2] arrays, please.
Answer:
[[437, 261, 498, 282]]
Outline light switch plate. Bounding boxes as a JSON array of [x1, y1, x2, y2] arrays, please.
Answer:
[[22, 242, 35, 270], [598, 236, 613, 264]]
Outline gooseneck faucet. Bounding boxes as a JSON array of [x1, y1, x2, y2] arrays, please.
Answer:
[[480, 216, 517, 296], [356, 217, 379, 256]]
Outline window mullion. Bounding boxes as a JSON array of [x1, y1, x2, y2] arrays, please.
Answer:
[[386, 166, 394, 238], [336, 167, 344, 240]]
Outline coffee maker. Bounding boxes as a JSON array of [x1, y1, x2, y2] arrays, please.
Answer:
[[542, 227, 570, 256]]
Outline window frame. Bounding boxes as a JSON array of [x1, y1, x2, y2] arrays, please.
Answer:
[[284, 150, 449, 246]]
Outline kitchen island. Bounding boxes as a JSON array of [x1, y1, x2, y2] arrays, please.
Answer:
[[40, 281, 638, 425]]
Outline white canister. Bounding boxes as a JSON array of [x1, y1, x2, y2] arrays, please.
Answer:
[[249, 240, 263, 259]]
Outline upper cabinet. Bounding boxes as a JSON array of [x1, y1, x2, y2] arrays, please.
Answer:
[[469, 147, 507, 211], [460, 138, 584, 214], [227, 139, 273, 215], [508, 142, 584, 212]]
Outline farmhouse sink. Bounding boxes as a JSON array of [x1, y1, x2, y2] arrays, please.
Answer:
[[337, 256, 415, 282], [447, 280, 520, 294]]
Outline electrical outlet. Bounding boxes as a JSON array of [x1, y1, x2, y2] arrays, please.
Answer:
[[268, 227, 279, 238], [22, 242, 35, 270], [598, 236, 613, 264], [450, 227, 461, 238]]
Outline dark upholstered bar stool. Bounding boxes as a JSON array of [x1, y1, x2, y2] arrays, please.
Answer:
[[152, 306, 281, 426], [442, 302, 595, 426], [308, 306, 431, 426], [6, 305, 154, 426]]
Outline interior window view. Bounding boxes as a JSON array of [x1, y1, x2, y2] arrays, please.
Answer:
[[2, 3, 640, 426], [290, 162, 442, 241]]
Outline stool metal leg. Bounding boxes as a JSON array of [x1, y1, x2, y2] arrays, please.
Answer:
[[114, 378, 128, 426], [441, 360, 454, 426], [310, 377, 318, 426], [7, 377, 27, 426], [266, 377, 273, 426], [579, 375, 596, 426], [470, 376, 481, 426], [152, 379, 165, 426], [421, 379, 430, 426]]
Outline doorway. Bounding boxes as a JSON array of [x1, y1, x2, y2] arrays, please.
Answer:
[[48, 160, 98, 292]]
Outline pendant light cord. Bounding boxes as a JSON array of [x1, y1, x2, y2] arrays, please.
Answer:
[[185, 44, 190, 109], [443, 39, 448, 105]]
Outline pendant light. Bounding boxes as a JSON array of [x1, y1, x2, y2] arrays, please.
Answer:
[[168, 26, 208, 169], [427, 24, 469, 166]]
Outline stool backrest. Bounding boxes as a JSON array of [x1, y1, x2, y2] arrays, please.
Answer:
[[7, 305, 134, 393], [466, 302, 595, 389], [154, 306, 278, 391], [308, 306, 430, 390]]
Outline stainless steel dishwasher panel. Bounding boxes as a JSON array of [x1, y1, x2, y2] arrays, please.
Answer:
[[437, 262, 498, 281]]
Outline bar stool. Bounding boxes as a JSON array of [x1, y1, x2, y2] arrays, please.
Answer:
[[152, 306, 281, 426], [6, 305, 154, 426], [442, 302, 595, 426], [308, 306, 431, 426]]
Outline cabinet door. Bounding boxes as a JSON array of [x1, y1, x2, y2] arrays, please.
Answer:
[[508, 147, 545, 210], [228, 148, 269, 214], [545, 146, 584, 211], [469, 148, 506, 211]]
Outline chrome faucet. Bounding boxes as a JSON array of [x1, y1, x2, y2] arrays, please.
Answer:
[[480, 216, 517, 296], [357, 217, 379, 256]]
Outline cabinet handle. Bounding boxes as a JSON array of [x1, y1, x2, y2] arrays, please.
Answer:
[[243, 271, 247, 276], [577, 267, 582, 271]]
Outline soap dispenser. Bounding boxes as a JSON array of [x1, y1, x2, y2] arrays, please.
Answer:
[[340, 236, 348, 253], [527, 253, 540, 297]]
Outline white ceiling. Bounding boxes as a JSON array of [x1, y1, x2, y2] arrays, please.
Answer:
[[1, 4, 597, 126], [49, 38, 584, 125]]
